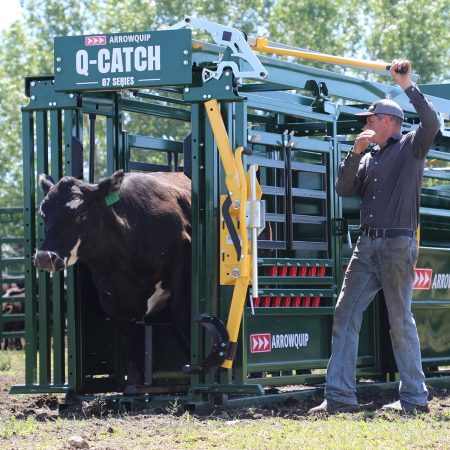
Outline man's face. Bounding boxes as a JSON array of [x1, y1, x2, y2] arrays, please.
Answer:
[[363, 114, 387, 145]]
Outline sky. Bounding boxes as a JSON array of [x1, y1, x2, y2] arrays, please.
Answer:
[[0, 0, 22, 31]]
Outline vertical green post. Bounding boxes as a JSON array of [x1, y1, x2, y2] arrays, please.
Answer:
[[22, 110, 38, 385], [36, 110, 51, 386], [229, 100, 247, 385], [64, 109, 80, 392], [189, 103, 203, 388], [50, 109, 66, 385], [203, 103, 220, 387]]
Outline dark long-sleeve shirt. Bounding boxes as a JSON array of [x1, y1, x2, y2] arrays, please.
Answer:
[[336, 85, 440, 230]]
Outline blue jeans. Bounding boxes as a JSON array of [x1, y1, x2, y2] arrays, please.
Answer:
[[325, 234, 428, 406]]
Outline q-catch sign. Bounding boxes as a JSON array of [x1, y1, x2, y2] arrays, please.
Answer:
[[54, 29, 192, 92]]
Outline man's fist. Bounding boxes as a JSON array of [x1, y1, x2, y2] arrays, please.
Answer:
[[353, 130, 376, 154], [390, 59, 412, 89]]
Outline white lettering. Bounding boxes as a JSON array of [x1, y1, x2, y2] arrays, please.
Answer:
[[432, 275, 438, 289], [110, 47, 124, 73], [122, 47, 133, 72], [76, 50, 89, 76], [109, 34, 152, 44], [271, 333, 309, 349], [112, 76, 135, 87], [98, 48, 110, 73], [444, 274, 449, 289], [432, 273, 450, 289], [147, 45, 160, 71], [134, 46, 147, 71], [78, 46, 161, 78]]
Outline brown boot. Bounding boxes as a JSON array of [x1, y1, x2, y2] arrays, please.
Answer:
[[308, 399, 360, 415]]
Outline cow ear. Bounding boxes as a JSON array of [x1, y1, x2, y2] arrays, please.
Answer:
[[97, 170, 125, 198], [38, 174, 55, 195]]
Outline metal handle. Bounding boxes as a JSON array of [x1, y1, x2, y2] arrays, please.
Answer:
[[385, 64, 408, 74]]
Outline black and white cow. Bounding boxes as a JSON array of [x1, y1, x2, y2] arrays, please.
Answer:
[[35, 170, 191, 389]]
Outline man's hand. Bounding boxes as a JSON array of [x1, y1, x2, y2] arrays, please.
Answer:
[[390, 59, 413, 90], [353, 130, 376, 154]]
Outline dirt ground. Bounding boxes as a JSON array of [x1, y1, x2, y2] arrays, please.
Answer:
[[1, 356, 450, 449], [1, 362, 450, 420]]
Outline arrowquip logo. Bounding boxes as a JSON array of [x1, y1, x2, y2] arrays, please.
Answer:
[[250, 333, 271, 353], [414, 268, 432, 289], [250, 333, 309, 353], [431, 273, 450, 289]]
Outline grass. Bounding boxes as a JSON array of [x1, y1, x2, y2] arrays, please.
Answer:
[[0, 349, 24, 379], [1, 412, 448, 449], [0, 416, 39, 439], [0, 350, 449, 449], [0, 351, 11, 371]]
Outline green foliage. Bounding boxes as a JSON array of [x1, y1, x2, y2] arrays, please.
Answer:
[[366, 0, 450, 83], [0, 0, 448, 209], [268, 0, 363, 57]]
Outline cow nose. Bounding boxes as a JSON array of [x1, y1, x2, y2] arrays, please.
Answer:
[[34, 250, 65, 272]]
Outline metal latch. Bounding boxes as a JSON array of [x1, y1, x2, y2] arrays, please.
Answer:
[[170, 17, 269, 82]]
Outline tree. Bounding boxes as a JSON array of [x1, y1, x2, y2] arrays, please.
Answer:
[[267, 0, 363, 58], [0, 0, 448, 209], [0, 0, 103, 207], [365, 0, 450, 83]]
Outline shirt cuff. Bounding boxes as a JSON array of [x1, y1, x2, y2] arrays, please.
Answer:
[[345, 148, 363, 164], [405, 83, 425, 100]]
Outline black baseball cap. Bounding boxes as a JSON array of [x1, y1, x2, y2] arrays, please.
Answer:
[[355, 99, 404, 123]]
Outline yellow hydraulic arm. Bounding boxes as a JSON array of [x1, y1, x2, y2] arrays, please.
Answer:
[[249, 37, 419, 81], [183, 99, 262, 374]]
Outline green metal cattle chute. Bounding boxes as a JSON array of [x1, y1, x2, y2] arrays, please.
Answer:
[[12, 17, 450, 411]]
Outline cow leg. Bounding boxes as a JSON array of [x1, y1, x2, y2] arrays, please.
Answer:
[[144, 281, 170, 320], [115, 320, 145, 389], [168, 244, 191, 346]]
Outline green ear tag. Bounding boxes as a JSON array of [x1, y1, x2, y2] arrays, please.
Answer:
[[105, 191, 120, 206]]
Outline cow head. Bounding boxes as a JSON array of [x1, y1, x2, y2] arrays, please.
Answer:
[[34, 171, 124, 272]]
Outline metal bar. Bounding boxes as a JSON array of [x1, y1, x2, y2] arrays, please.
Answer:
[[0, 207, 23, 214], [251, 37, 415, 79], [127, 134, 183, 153], [249, 165, 259, 299], [261, 186, 327, 199], [36, 110, 51, 386], [128, 162, 172, 172], [106, 116, 115, 175], [247, 94, 334, 123], [247, 156, 328, 174], [88, 114, 96, 183], [248, 130, 331, 153], [189, 103, 202, 387], [64, 109, 79, 392], [121, 98, 190, 121], [257, 276, 333, 285], [50, 109, 65, 386], [22, 110, 38, 385]]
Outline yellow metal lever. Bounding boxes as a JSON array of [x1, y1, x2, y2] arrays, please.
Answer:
[[204, 99, 254, 369], [251, 37, 415, 78]]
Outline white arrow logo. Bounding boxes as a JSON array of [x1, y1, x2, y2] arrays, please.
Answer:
[[250, 334, 272, 353], [414, 268, 432, 290]]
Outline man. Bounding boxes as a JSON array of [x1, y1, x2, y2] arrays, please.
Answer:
[[309, 60, 440, 414]]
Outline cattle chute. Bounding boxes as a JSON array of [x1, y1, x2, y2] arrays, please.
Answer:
[[12, 17, 450, 412]]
